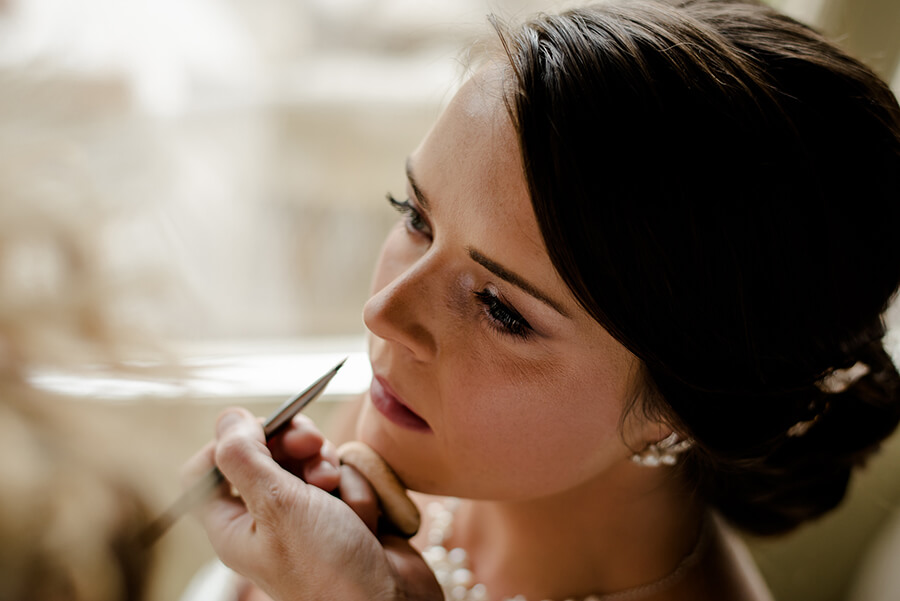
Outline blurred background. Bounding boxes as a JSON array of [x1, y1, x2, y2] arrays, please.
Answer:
[[0, 0, 897, 600], [0, 0, 895, 346]]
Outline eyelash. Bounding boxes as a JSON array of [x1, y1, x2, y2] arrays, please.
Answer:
[[385, 193, 533, 340], [474, 290, 533, 340], [387, 194, 431, 237]]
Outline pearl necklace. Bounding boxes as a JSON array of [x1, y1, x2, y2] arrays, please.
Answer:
[[420, 498, 709, 601]]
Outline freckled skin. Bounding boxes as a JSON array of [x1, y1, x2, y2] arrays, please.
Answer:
[[356, 68, 656, 502]]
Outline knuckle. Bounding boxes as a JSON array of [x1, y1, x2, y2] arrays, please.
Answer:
[[256, 480, 301, 528], [264, 481, 287, 508]]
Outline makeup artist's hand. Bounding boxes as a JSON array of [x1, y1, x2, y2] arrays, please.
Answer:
[[183, 407, 441, 601]]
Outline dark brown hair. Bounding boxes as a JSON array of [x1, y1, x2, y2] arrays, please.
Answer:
[[493, 0, 900, 535]]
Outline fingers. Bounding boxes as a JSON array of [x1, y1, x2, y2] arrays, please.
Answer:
[[187, 408, 420, 601], [338, 464, 381, 534], [382, 536, 444, 601], [338, 441, 420, 537], [278, 414, 325, 457], [302, 440, 340, 491], [183, 408, 341, 508], [269, 414, 341, 492], [212, 409, 295, 524]]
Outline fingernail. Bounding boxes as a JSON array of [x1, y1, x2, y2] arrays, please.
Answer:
[[311, 460, 340, 481]]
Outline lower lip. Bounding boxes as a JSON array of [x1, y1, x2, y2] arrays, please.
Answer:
[[369, 377, 431, 432]]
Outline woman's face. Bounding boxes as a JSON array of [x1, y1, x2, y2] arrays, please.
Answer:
[[357, 68, 652, 501]]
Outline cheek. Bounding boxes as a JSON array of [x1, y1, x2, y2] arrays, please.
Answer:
[[438, 351, 630, 498]]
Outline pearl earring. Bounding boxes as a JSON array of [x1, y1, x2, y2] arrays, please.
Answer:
[[631, 432, 693, 467]]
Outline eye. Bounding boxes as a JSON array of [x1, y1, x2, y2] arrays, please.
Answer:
[[474, 289, 533, 340], [387, 194, 432, 238]]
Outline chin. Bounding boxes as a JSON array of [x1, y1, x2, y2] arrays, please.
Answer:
[[355, 407, 446, 494]]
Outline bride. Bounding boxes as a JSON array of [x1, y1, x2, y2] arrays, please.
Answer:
[[182, 1, 900, 599]]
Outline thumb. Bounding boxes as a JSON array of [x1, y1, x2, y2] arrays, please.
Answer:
[[213, 408, 300, 524]]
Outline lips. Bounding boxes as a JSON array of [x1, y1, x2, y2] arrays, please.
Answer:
[[369, 376, 431, 432]]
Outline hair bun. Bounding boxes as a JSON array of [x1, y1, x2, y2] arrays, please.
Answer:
[[701, 340, 900, 535]]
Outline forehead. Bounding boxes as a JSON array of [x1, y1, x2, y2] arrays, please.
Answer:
[[413, 68, 536, 240], [407, 68, 640, 381], [409, 68, 592, 318]]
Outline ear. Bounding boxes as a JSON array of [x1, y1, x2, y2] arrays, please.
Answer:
[[622, 407, 674, 453], [624, 414, 694, 468], [618, 362, 692, 465]]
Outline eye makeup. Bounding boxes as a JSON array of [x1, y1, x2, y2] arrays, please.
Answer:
[[387, 194, 432, 238], [473, 288, 534, 339], [466, 248, 569, 318]]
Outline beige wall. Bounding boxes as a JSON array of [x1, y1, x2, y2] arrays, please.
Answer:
[[819, 0, 900, 84], [781, 0, 900, 87]]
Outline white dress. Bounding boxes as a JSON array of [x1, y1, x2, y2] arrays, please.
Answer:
[[178, 559, 242, 601]]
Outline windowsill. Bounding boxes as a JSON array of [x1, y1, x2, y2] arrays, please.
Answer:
[[27, 336, 372, 404]]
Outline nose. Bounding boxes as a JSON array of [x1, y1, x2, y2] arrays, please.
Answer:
[[363, 255, 439, 363]]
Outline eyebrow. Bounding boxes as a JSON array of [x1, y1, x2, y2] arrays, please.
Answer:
[[406, 158, 570, 319], [467, 247, 571, 318]]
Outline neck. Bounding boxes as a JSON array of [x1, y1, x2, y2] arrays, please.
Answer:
[[447, 460, 705, 601]]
